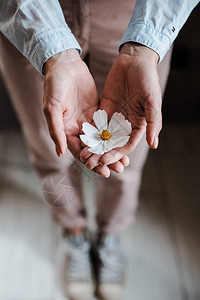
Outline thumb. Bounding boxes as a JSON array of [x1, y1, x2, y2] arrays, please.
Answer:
[[43, 95, 67, 156], [145, 97, 162, 149]]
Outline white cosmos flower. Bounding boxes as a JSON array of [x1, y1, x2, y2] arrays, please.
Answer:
[[79, 109, 132, 155]]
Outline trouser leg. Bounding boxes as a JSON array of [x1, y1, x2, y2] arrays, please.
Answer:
[[89, 0, 172, 233], [0, 33, 86, 230]]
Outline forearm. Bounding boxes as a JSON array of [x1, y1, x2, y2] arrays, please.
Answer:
[[0, 0, 81, 73], [120, 0, 200, 62]]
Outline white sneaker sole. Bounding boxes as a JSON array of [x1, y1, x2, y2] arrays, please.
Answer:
[[65, 281, 95, 300], [97, 282, 124, 300]]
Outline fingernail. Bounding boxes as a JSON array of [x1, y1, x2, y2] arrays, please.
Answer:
[[153, 136, 159, 149], [56, 145, 62, 157]]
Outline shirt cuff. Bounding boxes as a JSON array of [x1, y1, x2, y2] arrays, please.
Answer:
[[27, 28, 82, 74], [119, 23, 171, 62]]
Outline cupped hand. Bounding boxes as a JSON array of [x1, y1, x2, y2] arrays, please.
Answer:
[[43, 49, 129, 177], [80, 43, 162, 169]]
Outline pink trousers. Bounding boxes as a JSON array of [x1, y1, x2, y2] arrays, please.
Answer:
[[0, 0, 172, 234]]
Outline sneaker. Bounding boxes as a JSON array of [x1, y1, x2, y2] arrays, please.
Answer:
[[64, 231, 94, 300], [95, 234, 125, 300]]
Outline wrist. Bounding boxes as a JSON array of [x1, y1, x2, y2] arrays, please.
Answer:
[[43, 49, 80, 74], [120, 42, 159, 65]]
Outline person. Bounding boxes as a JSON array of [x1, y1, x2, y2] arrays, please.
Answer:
[[0, 0, 199, 299]]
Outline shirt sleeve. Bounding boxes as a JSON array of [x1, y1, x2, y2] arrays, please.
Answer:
[[120, 0, 200, 62], [0, 0, 82, 74]]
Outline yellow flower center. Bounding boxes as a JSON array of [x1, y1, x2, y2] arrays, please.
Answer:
[[101, 129, 111, 140]]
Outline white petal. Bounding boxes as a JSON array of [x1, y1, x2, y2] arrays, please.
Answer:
[[108, 112, 125, 129], [103, 140, 115, 153], [111, 120, 132, 136], [110, 135, 130, 148], [108, 112, 125, 132], [82, 122, 99, 137], [80, 135, 101, 147], [93, 109, 108, 131], [88, 141, 105, 155], [108, 112, 132, 136]]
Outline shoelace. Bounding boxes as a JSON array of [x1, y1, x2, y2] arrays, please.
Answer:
[[99, 244, 123, 282], [67, 241, 92, 281]]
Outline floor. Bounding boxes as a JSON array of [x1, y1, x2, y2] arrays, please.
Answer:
[[0, 124, 200, 300]]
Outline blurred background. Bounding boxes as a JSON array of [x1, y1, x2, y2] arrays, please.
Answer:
[[0, 4, 200, 300]]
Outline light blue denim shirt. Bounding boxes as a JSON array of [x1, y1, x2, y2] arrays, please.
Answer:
[[120, 0, 200, 62], [0, 0, 81, 73], [0, 0, 199, 73]]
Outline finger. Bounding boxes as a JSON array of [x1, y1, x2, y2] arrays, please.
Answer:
[[85, 153, 101, 170], [145, 99, 162, 149], [80, 146, 93, 163], [120, 156, 130, 167], [43, 97, 67, 156], [67, 135, 83, 161], [93, 165, 110, 178], [85, 153, 128, 173], [108, 161, 124, 173], [81, 148, 129, 171], [101, 127, 145, 166]]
